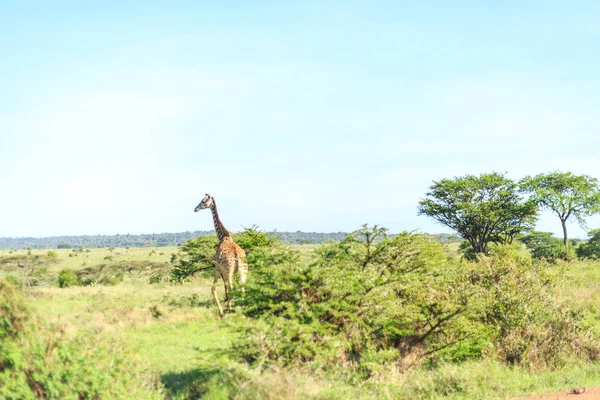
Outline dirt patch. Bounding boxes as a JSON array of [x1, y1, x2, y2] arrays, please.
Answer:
[[508, 386, 600, 399]]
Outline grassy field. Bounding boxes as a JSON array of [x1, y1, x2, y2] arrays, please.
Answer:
[[2, 244, 600, 399]]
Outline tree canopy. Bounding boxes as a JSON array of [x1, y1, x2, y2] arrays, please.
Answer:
[[418, 172, 538, 254], [520, 171, 600, 247]]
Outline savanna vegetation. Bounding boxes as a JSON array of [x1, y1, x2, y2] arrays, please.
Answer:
[[2, 170, 600, 399], [0, 231, 352, 250]]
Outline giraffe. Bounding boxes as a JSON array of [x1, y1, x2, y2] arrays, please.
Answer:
[[194, 194, 248, 317]]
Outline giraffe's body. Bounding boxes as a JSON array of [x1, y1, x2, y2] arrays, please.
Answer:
[[195, 194, 247, 317]]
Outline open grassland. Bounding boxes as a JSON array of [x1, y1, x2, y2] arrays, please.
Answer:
[[0, 246, 176, 271], [2, 243, 600, 399]]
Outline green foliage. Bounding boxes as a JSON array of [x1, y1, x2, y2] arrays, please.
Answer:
[[0, 280, 161, 399], [169, 235, 219, 282], [76, 264, 124, 286], [532, 244, 575, 263], [466, 248, 599, 370], [519, 231, 575, 262], [0, 279, 30, 339], [231, 227, 600, 376], [233, 225, 280, 253], [521, 171, 600, 246], [170, 227, 281, 283], [233, 226, 470, 377], [576, 229, 600, 260], [2, 239, 599, 399], [519, 231, 556, 248], [419, 172, 538, 254], [57, 268, 78, 288], [458, 240, 477, 260]]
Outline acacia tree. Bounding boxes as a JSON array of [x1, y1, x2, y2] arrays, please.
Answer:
[[418, 172, 537, 255], [520, 172, 600, 248]]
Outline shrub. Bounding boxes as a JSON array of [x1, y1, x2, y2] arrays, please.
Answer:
[[533, 243, 575, 262], [519, 231, 575, 262], [232, 227, 600, 376], [169, 235, 219, 282], [57, 268, 78, 288], [0, 279, 29, 338], [169, 227, 279, 283], [576, 229, 600, 260], [76, 263, 125, 286], [458, 240, 478, 260], [232, 226, 470, 378], [466, 248, 599, 370], [57, 261, 167, 287], [233, 225, 280, 252], [0, 279, 161, 399], [114, 261, 168, 284]]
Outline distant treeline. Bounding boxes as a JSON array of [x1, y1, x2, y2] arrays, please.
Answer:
[[0, 231, 460, 250]]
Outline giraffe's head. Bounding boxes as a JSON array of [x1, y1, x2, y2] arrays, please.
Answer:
[[194, 194, 214, 212]]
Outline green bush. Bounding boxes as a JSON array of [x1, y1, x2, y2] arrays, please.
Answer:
[[519, 231, 575, 262], [0, 279, 161, 399], [77, 264, 124, 286], [0, 279, 30, 338], [169, 227, 279, 283], [576, 229, 600, 260], [458, 240, 477, 260], [466, 247, 599, 370], [232, 226, 470, 378], [231, 227, 600, 377], [57, 268, 78, 288], [62, 262, 167, 286], [169, 235, 219, 282], [530, 243, 575, 262], [233, 225, 280, 252]]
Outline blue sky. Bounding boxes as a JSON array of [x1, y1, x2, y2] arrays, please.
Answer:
[[1, 1, 599, 238]]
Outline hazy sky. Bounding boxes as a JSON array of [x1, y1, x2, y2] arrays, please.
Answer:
[[2, 1, 599, 238]]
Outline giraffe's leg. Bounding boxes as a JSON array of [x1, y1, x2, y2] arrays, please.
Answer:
[[225, 275, 233, 312], [239, 261, 248, 294], [211, 270, 224, 318]]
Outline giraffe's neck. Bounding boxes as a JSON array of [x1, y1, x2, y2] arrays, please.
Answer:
[[210, 200, 230, 242]]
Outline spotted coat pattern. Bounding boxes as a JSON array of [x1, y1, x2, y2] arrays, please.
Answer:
[[195, 194, 248, 317]]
